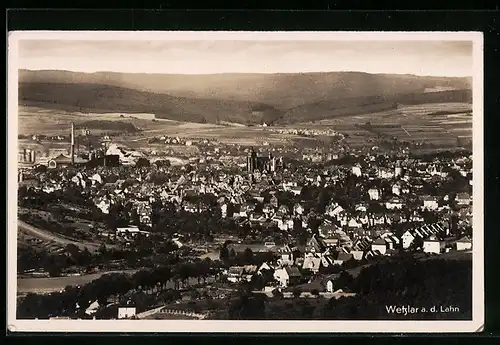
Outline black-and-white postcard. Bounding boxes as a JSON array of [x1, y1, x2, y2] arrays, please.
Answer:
[[7, 31, 484, 333]]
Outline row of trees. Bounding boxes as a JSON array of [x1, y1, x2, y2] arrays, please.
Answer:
[[17, 240, 172, 278], [17, 258, 222, 319]]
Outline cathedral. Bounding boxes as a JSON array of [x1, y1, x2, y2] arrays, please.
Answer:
[[246, 147, 283, 173]]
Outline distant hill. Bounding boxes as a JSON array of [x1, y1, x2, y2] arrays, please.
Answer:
[[18, 70, 472, 125], [19, 83, 281, 125]]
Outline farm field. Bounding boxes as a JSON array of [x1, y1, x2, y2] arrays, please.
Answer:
[[18, 106, 180, 136], [299, 102, 472, 148], [17, 101, 472, 151], [18, 106, 304, 149]]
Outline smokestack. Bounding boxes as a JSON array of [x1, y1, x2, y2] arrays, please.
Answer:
[[30, 150, 35, 163], [71, 122, 75, 164]]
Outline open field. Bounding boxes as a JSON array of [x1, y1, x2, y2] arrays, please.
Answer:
[[296, 102, 472, 148], [17, 101, 472, 151], [18, 106, 181, 136], [18, 106, 301, 148]]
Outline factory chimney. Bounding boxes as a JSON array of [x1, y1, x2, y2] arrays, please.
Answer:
[[70, 122, 75, 165]]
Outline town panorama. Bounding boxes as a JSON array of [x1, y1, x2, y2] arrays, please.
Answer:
[[15, 37, 474, 322]]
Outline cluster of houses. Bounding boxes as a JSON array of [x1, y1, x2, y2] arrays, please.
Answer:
[[266, 128, 344, 138], [221, 220, 473, 291], [148, 136, 194, 146], [19, 144, 472, 258]]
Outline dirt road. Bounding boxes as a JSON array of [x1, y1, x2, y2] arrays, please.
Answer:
[[18, 220, 113, 253]]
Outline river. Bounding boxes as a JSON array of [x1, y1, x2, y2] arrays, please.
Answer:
[[17, 270, 216, 295], [17, 269, 139, 295]]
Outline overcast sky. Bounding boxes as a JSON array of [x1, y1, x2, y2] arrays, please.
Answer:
[[17, 40, 473, 77]]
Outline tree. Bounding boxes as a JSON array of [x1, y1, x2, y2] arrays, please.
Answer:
[[34, 165, 48, 173], [292, 287, 302, 299], [250, 274, 266, 291], [47, 258, 63, 278], [219, 246, 229, 262], [228, 293, 266, 320], [243, 248, 254, 264], [272, 288, 284, 300], [135, 157, 150, 168], [333, 271, 354, 291], [155, 160, 171, 168]]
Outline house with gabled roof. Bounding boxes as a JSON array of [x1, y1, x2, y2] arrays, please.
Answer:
[[456, 192, 472, 206], [423, 234, 444, 254], [353, 237, 372, 251], [227, 266, 245, 283], [293, 203, 305, 215], [274, 266, 302, 288], [348, 218, 363, 229], [365, 249, 383, 260], [303, 256, 322, 273], [242, 265, 258, 282], [277, 204, 290, 216], [421, 196, 439, 210], [277, 245, 294, 267], [258, 262, 274, 273], [305, 234, 327, 256], [456, 236, 472, 251], [321, 254, 335, 268], [333, 252, 353, 265], [368, 188, 381, 201], [326, 203, 344, 217], [386, 198, 404, 210], [323, 237, 340, 248], [350, 250, 364, 261], [371, 237, 388, 255]]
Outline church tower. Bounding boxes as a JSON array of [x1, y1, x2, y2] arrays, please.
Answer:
[[247, 147, 257, 173]]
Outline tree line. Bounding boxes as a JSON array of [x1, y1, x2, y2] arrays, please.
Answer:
[[17, 258, 222, 319], [216, 257, 472, 320]]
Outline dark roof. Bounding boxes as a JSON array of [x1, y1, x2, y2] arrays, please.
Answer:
[[424, 235, 441, 242], [372, 238, 386, 245], [52, 154, 73, 164], [285, 266, 302, 277], [286, 280, 325, 293], [336, 253, 353, 262]]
